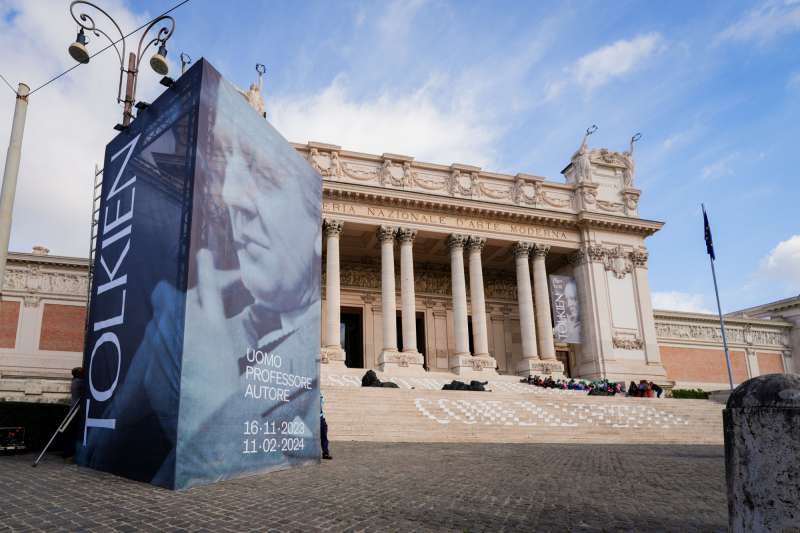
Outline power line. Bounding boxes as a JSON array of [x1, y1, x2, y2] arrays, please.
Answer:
[[27, 0, 191, 97], [0, 72, 17, 95]]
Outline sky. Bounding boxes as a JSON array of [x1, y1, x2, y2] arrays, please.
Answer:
[[0, 0, 798, 314]]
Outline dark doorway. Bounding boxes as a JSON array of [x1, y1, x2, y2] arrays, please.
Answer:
[[341, 307, 363, 368], [395, 312, 428, 367]]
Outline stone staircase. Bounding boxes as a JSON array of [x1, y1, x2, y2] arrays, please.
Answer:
[[321, 369, 724, 445]]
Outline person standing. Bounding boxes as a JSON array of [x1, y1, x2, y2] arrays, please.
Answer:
[[62, 367, 84, 459], [320, 394, 332, 460]]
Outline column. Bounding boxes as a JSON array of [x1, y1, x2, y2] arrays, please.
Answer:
[[467, 236, 490, 358], [532, 244, 556, 360], [447, 234, 470, 358], [377, 225, 398, 363], [321, 219, 345, 365], [398, 228, 421, 358], [513, 242, 539, 365]]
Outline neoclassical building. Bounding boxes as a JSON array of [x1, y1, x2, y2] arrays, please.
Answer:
[[1, 138, 795, 402]]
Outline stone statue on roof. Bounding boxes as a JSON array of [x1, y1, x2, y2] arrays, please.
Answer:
[[572, 125, 597, 183], [622, 132, 641, 188], [238, 63, 266, 118]]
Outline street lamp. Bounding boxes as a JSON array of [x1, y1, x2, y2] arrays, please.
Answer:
[[67, 0, 176, 129]]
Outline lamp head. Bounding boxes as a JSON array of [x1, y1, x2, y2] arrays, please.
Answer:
[[68, 28, 90, 64], [150, 43, 169, 76]]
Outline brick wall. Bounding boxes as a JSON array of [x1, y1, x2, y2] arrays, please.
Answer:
[[757, 351, 785, 375], [0, 300, 20, 348], [39, 304, 86, 352], [660, 346, 749, 384]]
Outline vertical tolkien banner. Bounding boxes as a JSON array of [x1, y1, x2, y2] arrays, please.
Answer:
[[549, 274, 581, 344], [77, 59, 321, 489]]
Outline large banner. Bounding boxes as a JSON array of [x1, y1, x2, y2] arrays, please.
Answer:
[[549, 275, 581, 344], [77, 59, 321, 489]]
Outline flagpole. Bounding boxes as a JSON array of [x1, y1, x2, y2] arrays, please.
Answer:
[[709, 254, 734, 390], [702, 203, 734, 391]]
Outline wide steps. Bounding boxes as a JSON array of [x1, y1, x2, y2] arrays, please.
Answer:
[[322, 385, 724, 445]]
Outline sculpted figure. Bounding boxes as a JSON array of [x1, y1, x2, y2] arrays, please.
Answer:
[[622, 133, 640, 188], [573, 125, 596, 183], [379, 159, 393, 186], [237, 64, 267, 117], [401, 161, 415, 187], [328, 151, 343, 178]]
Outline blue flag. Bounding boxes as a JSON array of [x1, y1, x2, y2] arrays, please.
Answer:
[[703, 205, 715, 260]]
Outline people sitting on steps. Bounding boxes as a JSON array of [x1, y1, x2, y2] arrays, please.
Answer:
[[520, 375, 628, 396], [361, 370, 400, 388]]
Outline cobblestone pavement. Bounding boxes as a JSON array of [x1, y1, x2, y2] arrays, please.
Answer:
[[1, 443, 726, 532]]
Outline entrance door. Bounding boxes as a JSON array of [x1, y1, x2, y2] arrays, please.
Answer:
[[340, 307, 363, 368]]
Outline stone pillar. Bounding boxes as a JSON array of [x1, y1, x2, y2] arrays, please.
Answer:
[[392, 227, 424, 372], [724, 374, 800, 532], [447, 234, 471, 373], [631, 246, 664, 367], [467, 236, 489, 357], [321, 219, 345, 366], [465, 236, 497, 373], [377, 225, 398, 370], [513, 242, 539, 375], [398, 229, 421, 355], [532, 244, 556, 360]]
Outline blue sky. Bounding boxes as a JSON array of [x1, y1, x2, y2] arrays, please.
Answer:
[[0, 0, 798, 313]]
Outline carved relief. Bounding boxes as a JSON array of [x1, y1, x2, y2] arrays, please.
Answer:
[[655, 320, 791, 348], [2, 266, 88, 299], [603, 245, 632, 279], [613, 335, 644, 350], [630, 247, 648, 268], [326, 151, 343, 178], [511, 177, 543, 206], [596, 200, 625, 213]]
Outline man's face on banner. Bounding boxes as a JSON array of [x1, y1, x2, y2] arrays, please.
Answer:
[[216, 127, 318, 309], [564, 281, 579, 319]]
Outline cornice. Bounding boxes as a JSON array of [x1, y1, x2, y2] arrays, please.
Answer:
[[576, 212, 664, 236], [654, 309, 793, 329], [7, 252, 89, 269]]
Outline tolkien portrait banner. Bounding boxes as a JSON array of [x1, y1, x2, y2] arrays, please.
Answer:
[[549, 275, 581, 344], [77, 59, 322, 490]]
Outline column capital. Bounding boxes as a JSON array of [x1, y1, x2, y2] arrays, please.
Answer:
[[397, 227, 417, 243], [323, 219, 344, 237], [467, 235, 486, 252], [513, 241, 533, 258], [532, 243, 550, 259], [447, 233, 468, 250], [631, 246, 648, 268], [567, 249, 586, 266], [377, 225, 397, 242]]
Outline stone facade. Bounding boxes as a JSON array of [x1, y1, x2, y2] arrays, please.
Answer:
[[1, 140, 796, 401]]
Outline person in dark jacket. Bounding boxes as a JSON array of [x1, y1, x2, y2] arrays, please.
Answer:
[[320, 394, 332, 460], [62, 367, 84, 459]]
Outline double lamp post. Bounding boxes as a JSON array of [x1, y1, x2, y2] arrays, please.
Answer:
[[0, 0, 177, 298]]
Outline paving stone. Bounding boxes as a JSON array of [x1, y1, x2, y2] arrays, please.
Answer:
[[0, 443, 726, 532]]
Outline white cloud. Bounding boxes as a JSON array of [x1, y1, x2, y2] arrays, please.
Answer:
[[717, 0, 800, 44], [701, 153, 738, 180], [652, 291, 713, 314], [268, 75, 500, 167], [759, 235, 800, 289], [574, 33, 662, 90], [0, 0, 169, 257]]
